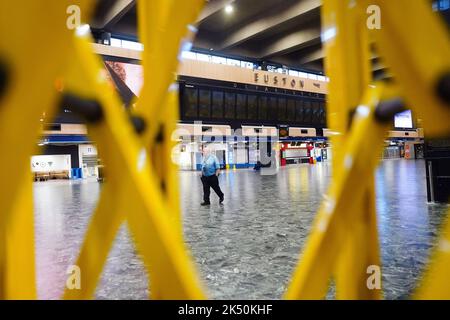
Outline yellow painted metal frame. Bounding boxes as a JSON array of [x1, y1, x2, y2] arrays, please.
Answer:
[[0, 0, 449, 300], [286, 0, 450, 299], [0, 0, 206, 299]]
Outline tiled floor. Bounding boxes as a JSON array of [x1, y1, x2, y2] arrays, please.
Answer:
[[33, 159, 449, 299]]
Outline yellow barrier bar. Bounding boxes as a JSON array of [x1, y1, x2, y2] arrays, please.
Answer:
[[285, 84, 389, 299], [63, 31, 206, 299], [5, 173, 36, 299], [135, 0, 205, 298], [0, 0, 94, 298], [369, 0, 450, 137], [416, 211, 450, 299], [331, 0, 381, 300], [0, 0, 448, 301], [137, 0, 204, 133]]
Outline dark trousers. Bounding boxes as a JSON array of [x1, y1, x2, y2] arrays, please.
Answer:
[[201, 175, 224, 203]]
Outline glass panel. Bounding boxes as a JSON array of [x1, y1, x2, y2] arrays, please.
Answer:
[[212, 91, 224, 119], [295, 99, 304, 123], [298, 72, 308, 78], [211, 56, 227, 65], [181, 51, 197, 60], [258, 96, 268, 120], [268, 96, 278, 121], [110, 38, 122, 47], [183, 88, 198, 118], [121, 40, 143, 51], [311, 101, 320, 124], [247, 95, 258, 120], [287, 99, 296, 121], [224, 92, 236, 119], [227, 58, 241, 67], [236, 93, 247, 119], [196, 53, 210, 62], [303, 100, 312, 123], [277, 98, 287, 121], [198, 89, 211, 118], [320, 101, 326, 125]]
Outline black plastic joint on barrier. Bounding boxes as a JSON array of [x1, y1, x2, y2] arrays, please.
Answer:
[[130, 115, 147, 135], [60, 93, 103, 123], [0, 59, 8, 101], [436, 72, 450, 106], [347, 107, 357, 130], [155, 125, 164, 143], [374, 98, 406, 123], [160, 180, 166, 193]]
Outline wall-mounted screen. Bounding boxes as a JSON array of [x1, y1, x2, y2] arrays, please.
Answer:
[[236, 93, 247, 119], [224, 92, 236, 119], [199, 89, 211, 118], [311, 101, 320, 124], [105, 61, 143, 96], [287, 99, 296, 121], [258, 96, 268, 120], [295, 100, 304, 122], [212, 91, 224, 119], [303, 100, 312, 123], [183, 87, 198, 118], [268, 96, 278, 121], [278, 98, 287, 121], [394, 110, 413, 129], [247, 95, 258, 120]]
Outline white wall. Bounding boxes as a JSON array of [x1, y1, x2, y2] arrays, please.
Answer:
[[78, 144, 98, 178], [31, 155, 71, 173]]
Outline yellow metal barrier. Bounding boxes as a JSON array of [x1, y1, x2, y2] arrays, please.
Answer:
[[0, 0, 448, 300], [286, 0, 450, 299]]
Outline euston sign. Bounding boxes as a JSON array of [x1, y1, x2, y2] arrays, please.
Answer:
[[253, 72, 322, 90]]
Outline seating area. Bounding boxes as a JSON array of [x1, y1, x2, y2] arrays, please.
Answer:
[[34, 171, 70, 182]]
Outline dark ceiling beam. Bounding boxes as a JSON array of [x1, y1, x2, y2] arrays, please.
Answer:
[[297, 48, 381, 65], [197, 0, 236, 24], [298, 48, 324, 64], [218, 0, 321, 50], [260, 27, 321, 59], [92, 0, 136, 29]]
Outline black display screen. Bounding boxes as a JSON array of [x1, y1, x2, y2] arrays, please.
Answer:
[[212, 91, 224, 119], [247, 95, 258, 120], [199, 89, 211, 118], [278, 98, 287, 121], [287, 99, 296, 121], [258, 96, 268, 120], [295, 99, 304, 123], [268, 96, 278, 121], [320, 102, 326, 125], [224, 92, 235, 119], [303, 100, 312, 123], [183, 87, 198, 118], [236, 93, 247, 119], [311, 101, 320, 124]]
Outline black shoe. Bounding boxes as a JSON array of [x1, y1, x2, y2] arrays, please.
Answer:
[[219, 197, 224, 205], [201, 202, 211, 206]]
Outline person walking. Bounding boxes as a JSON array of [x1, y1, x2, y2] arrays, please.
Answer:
[[200, 146, 224, 206]]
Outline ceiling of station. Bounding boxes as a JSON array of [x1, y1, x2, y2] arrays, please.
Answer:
[[92, 0, 392, 76]]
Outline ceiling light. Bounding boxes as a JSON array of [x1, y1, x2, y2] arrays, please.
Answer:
[[225, 5, 234, 14]]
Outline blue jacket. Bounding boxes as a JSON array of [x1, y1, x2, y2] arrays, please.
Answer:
[[202, 154, 220, 177]]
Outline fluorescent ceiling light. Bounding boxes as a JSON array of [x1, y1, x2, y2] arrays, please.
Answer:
[[225, 5, 234, 14]]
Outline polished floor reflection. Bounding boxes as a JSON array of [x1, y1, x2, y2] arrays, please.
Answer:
[[33, 159, 449, 299]]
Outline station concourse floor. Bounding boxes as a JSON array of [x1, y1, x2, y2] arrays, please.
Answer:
[[33, 159, 449, 300]]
